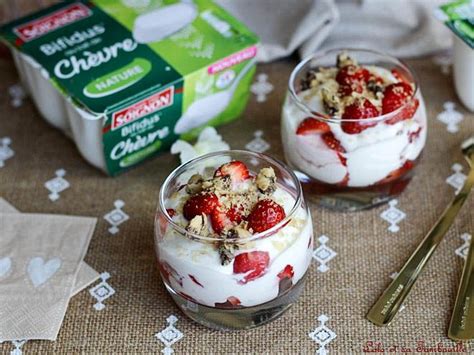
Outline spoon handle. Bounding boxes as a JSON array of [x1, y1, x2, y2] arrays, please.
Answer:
[[449, 228, 474, 340], [367, 167, 474, 326]]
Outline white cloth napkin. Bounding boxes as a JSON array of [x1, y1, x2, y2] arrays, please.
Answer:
[[217, 0, 452, 62]]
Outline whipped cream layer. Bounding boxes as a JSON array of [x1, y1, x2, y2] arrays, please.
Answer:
[[282, 66, 427, 187], [158, 183, 313, 308]]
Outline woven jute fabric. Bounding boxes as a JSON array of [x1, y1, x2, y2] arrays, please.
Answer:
[[0, 56, 473, 354]]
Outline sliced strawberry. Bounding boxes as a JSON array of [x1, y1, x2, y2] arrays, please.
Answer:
[[342, 99, 380, 119], [277, 265, 294, 280], [210, 208, 231, 234], [391, 68, 410, 84], [341, 99, 379, 134], [402, 97, 419, 118], [377, 160, 415, 185], [382, 82, 413, 115], [409, 126, 422, 143], [183, 193, 218, 220], [337, 172, 350, 186], [158, 261, 183, 286], [159, 209, 176, 235], [247, 199, 286, 233], [227, 205, 245, 224], [226, 296, 241, 306], [214, 161, 250, 183], [210, 205, 244, 234], [386, 98, 419, 125], [188, 274, 204, 288], [321, 132, 345, 153], [233, 251, 270, 283], [338, 154, 348, 167], [321, 132, 347, 166], [296, 117, 330, 135], [215, 296, 242, 309], [336, 65, 370, 95]]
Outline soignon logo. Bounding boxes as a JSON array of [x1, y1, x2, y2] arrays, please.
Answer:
[[14, 3, 91, 42], [112, 87, 174, 130]]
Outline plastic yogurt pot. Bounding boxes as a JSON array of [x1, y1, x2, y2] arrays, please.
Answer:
[[453, 35, 474, 112], [281, 48, 427, 211], [155, 150, 313, 330]]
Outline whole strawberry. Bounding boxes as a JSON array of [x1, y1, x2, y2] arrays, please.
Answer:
[[183, 193, 219, 220], [247, 199, 286, 233], [341, 99, 379, 134], [336, 65, 370, 95], [382, 82, 413, 115], [210, 205, 244, 234], [382, 82, 418, 124]]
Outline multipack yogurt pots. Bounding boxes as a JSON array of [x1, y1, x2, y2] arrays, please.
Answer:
[[436, 0, 474, 111], [0, 0, 259, 175]]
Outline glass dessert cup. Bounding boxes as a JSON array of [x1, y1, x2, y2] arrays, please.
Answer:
[[155, 150, 313, 330], [281, 48, 427, 211]]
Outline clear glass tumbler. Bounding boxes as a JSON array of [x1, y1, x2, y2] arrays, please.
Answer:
[[281, 48, 427, 211], [155, 150, 313, 330]]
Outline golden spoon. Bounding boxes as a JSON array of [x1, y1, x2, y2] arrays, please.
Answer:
[[448, 137, 474, 340], [367, 136, 474, 327]]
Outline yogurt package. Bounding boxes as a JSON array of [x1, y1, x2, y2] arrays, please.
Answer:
[[0, 0, 259, 175], [435, 0, 474, 111]]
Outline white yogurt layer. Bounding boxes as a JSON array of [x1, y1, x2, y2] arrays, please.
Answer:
[[158, 184, 313, 308], [281, 67, 427, 187]]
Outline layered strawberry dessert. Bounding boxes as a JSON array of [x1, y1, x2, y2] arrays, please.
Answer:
[[282, 52, 427, 190], [156, 160, 313, 308]]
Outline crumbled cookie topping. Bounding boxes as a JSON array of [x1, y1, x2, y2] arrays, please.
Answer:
[[218, 242, 238, 265], [227, 225, 251, 239], [299, 52, 408, 118], [186, 214, 209, 236], [336, 51, 356, 68], [256, 167, 276, 194], [185, 174, 204, 194], [367, 79, 384, 98], [321, 88, 342, 116]]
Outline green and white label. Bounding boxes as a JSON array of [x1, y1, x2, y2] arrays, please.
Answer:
[[84, 58, 152, 98], [0, 0, 259, 175]]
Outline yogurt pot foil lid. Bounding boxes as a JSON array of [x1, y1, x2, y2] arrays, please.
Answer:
[[435, 0, 474, 49], [0, 0, 259, 175]]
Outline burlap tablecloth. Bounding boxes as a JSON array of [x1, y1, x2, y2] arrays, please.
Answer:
[[0, 55, 473, 354]]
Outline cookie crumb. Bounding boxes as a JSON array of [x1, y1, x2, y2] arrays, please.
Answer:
[[186, 174, 204, 194], [227, 226, 251, 240], [336, 51, 356, 68], [256, 167, 276, 194], [218, 243, 238, 265], [186, 214, 209, 236]]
